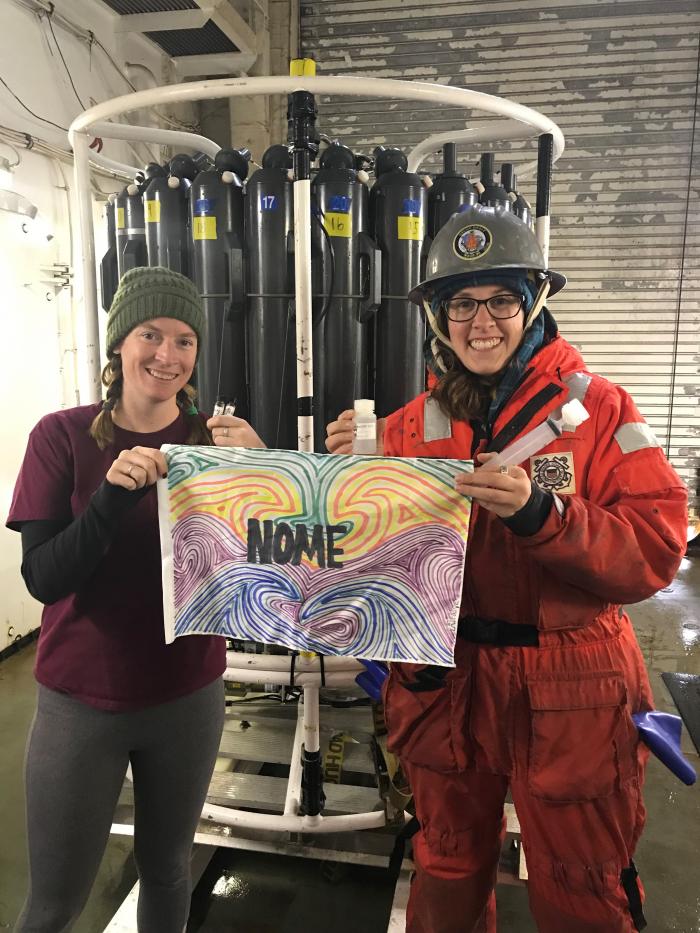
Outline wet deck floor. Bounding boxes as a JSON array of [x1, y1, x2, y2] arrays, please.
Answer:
[[1, 554, 698, 932]]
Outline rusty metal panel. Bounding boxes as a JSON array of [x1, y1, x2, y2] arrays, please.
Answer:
[[301, 0, 700, 513]]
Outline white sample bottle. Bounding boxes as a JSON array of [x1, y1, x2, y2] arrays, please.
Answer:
[[352, 399, 377, 454]]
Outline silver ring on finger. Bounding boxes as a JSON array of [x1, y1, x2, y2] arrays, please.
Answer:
[[499, 464, 509, 475], [223, 427, 229, 437]]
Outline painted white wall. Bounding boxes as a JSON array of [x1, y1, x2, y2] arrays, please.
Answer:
[[0, 0, 174, 646]]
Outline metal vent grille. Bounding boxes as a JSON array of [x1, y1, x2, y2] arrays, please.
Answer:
[[145, 20, 239, 55], [301, 0, 700, 513], [100, 0, 198, 14]]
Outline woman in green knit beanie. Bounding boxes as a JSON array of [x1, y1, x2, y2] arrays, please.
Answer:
[[8, 264, 262, 933], [92, 265, 263, 452]]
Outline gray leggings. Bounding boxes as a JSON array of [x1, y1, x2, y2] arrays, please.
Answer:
[[15, 678, 225, 933]]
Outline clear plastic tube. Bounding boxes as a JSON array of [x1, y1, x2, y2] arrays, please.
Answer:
[[487, 399, 589, 469]]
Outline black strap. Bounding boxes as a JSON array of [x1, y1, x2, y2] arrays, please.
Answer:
[[289, 651, 298, 687], [620, 861, 647, 931], [458, 615, 539, 647], [488, 383, 563, 454], [388, 814, 420, 879], [402, 618, 539, 694], [319, 654, 326, 687], [402, 665, 453, 693]]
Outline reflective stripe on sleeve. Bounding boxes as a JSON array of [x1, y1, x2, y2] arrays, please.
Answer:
[[563, 371, 592, 404], [423, 396, 452, 442], [614, 422, 661, 455]]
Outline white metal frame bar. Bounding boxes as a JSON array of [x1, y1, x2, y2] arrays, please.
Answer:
[[88, 121, 221, 159], [407, 122, 561, 180]]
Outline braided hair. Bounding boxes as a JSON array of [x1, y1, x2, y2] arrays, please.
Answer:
[[89, 354, 213, 449]]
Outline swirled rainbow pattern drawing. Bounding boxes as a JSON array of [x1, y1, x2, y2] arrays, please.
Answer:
[[158, 446, 472, 665]]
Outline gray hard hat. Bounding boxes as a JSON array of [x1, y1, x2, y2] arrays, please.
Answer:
[[409, 204, 566, 305]]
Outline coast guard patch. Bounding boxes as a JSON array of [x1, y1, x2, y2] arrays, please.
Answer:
[[530, 453, 576, 494]]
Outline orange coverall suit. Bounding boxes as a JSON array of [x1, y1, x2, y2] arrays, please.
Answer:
[[381, 335, 687, 933]]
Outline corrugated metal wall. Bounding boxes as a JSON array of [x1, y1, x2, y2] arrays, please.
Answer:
[[301, 0, 700, 515]]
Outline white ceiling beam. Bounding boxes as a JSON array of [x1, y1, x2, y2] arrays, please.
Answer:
[[172, 51, 256, 77], [113, 8, 214, 33], [206, 0, 257, 55]]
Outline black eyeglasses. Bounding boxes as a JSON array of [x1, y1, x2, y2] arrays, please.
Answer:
[[442, 293, 524, 323]]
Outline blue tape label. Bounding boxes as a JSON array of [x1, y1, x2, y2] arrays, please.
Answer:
[[194, 198, 215, 214], [329, 194, 351, 212], [260, 194, 278, 211]]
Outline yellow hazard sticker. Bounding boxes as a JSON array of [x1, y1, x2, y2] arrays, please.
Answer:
[[323, 211, 352, 237], [116, 207, 125, 229], [397, 215, 422, 241], [323, 733, 348, 784], [144, 200, 160, 223], [193, 216, 217, 240]]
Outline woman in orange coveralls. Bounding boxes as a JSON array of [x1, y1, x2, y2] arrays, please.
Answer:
[[326, 204, 687, 933]]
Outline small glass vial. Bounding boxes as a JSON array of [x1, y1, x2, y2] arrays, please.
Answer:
[[352, 399, 377, 455]]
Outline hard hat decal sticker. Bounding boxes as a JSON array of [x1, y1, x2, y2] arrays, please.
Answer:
[[454, 224, 492, 261], [530, 453, 576, 494]]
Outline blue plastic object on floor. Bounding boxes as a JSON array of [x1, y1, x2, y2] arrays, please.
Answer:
[[356, 660, 388, 701], [632, 710, 697, 785]]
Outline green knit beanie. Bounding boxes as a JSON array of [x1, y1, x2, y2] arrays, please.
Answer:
[[106, 266, 205, 355]]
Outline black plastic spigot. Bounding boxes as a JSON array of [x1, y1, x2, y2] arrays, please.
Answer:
[[287, 90, 320, 181], [300, 745, 326, 817]]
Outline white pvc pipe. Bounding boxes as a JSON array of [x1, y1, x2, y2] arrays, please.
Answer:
[[88, 151, 140, 180], [293, 177, 314, 451], [407, 121, 545, 174], [68, 76, 565, 143], [409, 126, 563, 186], [201, 802, 386, 833], [303, 685, 320, 754], [284, 698, 305, 817], [225, 651, 363, 672], [86, 121, 221, 159], [72, 132, 102, 403], [536, 215, 551, 266], [224, 667, 360, 687]]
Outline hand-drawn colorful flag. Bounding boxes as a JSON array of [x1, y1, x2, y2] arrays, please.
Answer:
[[158, 446, 472, 665]]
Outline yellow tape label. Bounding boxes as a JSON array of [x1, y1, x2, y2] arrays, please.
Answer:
[[193, 216, 217, 240], [116, 207, 125, 230], [323, 733, 348, 784], [397, 216, 422, 241], [145, 200, 160, 223], [323, 211, 352, 238]]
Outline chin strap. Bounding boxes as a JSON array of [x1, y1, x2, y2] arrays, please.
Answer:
[[523, 275, 551, 331], [422, 297, 453, 350]]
